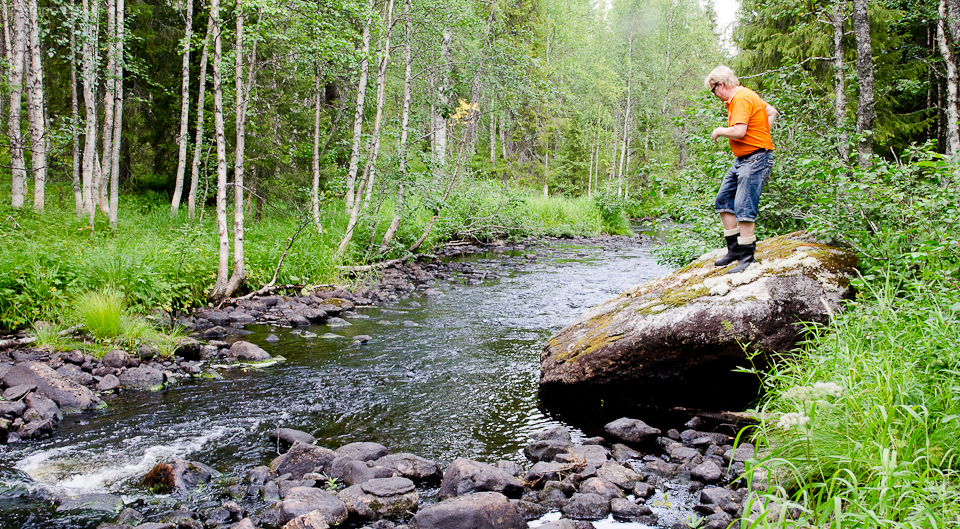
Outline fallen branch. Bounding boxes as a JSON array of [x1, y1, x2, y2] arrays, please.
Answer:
[[0, 336, 37, 350], [238, 216, 312, 300], [337, 256, 410, 273]]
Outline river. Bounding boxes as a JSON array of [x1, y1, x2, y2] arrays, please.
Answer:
[[0, 231, 680, 528]]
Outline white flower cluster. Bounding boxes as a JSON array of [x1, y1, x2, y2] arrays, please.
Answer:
[[782, 382, 843, 401], [777, 412, 811, 430]]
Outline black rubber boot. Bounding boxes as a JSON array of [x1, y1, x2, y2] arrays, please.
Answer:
[[714, 234, 741, 266], [727, 243, 756, 274]]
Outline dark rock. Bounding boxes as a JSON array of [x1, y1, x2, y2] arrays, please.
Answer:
[[525, 439, 573, 462], [537, 487, 570, 510], [704, 511, 734, 529], [17, 418, 54, 438], [24, 392, 61, 421], [174, 337, 203, 359], [268, 428, 315, 448], [2, 361, 98, 411], [116, 507, 144, 525], [261, 481, 281, 503], [680, 430, 730, 447], [326, 317, 351, 327], [439, 458, 523, 500], [409, 492, 526, 529], [279, 479, 315, 497], [300, 308, 327, 322], [556, 445, 609, 467], [642, 460, 678, 478], [56, 493, 124, 513], [578, 477, 625, 500], [342, 460, 397, 486], [596, 461, 641, 490], [142, 460, 216, 492], [603, 418, 661, 444], [353, 335, 372, 343], [97, 374, 121, 391], [538, 520, 598, 529], [288, 314, 311, 327], [633, 482, 655, 499], [560, 493, 611, 520], [700, 487, 735, 506], [685, 416, 704, 429], [337, 441, 389, 461], [691, 460, 723, 483], [102, 350, 132, 368], [669, 444, 703, 463], [510, 499, 548, 521], [581, 436, 606, 446], [118, 367, 164, 391], [0, 400, 26, 417], [611, 498, 653, 521], [610, 443, 640, 462], [724, 443, 755, 463], [264, 334, 280, 343], [2, 384, 36, 401], [540, 234, 858, 407], [56, 363, 93, 385], [280, 511, 331, 529], [374, 453, 441, 481], [534, 426, 572, 442], [338, 478, 419, 521], [493, 460, 522, 478], [525, 462, 562, 485], [269, 441, 336, 480], [61, 350, 85, 365], [202, 326, 228, 339], [277, 487, 348, 527], [666, 428, 681, 440], [231, 519, 257, 529], [226, 341, 271, 362]]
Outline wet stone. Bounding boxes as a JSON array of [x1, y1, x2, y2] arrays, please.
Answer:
[[691, 460, 722, 483], [265, 334, 280, 343], [2, 384, 36, 401], [360, 477, 415, 496], [511, 499, 548, 521], [560, 493, 611, 521], [56, 493, 124, 513], [611, 497, 653, 521]]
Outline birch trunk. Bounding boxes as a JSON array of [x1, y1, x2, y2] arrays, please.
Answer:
[[380, 0, 412, 252], [339, 0, 395, 255], [211, 0, 230, 298], [6, 0, 25, 209], [188, 22, 212, 220], [489, 99, 496, 166], [82, 0, 100, 226], [938, 0, 960, 157], [171, 0, 194, 215], [99, 0, 116, 214], [311, 72, 323, 234], [70, 0, 82, 216], [832, 1, 849, 163], [109, 0, 123, 228], [431, 27, 452, 167], [344, 0, 373, 212], [852, 0, 875, 167], [24, 0, 45, 211], [618, 35, 633, 195]]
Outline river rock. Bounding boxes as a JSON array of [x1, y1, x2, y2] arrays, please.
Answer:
[[2, 361, 99, 412], [409, 492, 526, 529], [596, 461, 641, 490], [97, 374, 121, 391], [724, 443, 755, 463], [534, 425, 573, 442], [540, 233, 857, 406], [556, 445, 609, 467], [343, 461, 397, 486], [17, 417, 54, 439], [337, 477, 418, 520], [374, 453, 441, 481], [604, 418, 661, 444], [525, 462, 562, 484], [202, 326, 228, 339], [537, 520, 598, 529], [2, 384, 36, 401], [610, 443, 640, 462], [102, 350, 133, 368], [282, 511, 329, 529], [270, 441, 336, 480], [277, 487, 348, 527], [337, 441, 389, 461], [691, 460, 723, 483], [439, 458, 523, 500], [56, 493, 124, 513], [578, 477, 625, 500], [24, 392, 61, 422], [0, 400, 26, 418], [118, 367, 164, 391], [269, 428, 316, 448], [525, 439, 573, 462], [142, 460, 217, 492], [610, 498, 654, 522], [227, 341, 271, 362], [560, 493, 611, 520]]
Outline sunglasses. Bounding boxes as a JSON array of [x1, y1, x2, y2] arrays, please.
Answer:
[[711, 82, 720, 95]]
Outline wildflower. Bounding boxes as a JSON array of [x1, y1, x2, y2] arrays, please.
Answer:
[[777, 412, 811, 430], [812, 381, 842, 397]]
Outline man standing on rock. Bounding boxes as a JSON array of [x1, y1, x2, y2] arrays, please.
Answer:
[[705, 65, 777, 274]]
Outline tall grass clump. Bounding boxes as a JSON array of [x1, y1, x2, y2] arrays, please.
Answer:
[[741, 275, 960, 527], [525, 194, 603, 236], [74, 289, 125, 341]]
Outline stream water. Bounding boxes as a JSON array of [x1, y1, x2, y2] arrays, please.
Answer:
[[0, 230, 687, 528]]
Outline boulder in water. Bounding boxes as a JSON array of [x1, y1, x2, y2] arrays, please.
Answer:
[[227, 341, 271, 362], [1, 361, 99, 412], [540, 232, 857, 408], [439, 458, 523, 500], [270, 441, 336, 480], [142, 460, 217, 492], [409, 492, 526, 529]]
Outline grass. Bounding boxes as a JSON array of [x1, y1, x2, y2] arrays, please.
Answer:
[[74, 289, 125, 340], [739, 273, 960, 527]]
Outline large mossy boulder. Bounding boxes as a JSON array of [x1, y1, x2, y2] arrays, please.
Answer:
[[540, 232, 857, 408]]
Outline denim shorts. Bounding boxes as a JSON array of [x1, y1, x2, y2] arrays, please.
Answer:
[[714, 149, 774, 222]]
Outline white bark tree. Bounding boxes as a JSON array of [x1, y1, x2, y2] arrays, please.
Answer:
[[6, 0, 26, 209], [81, 0, 101, 227], [99, 0, 116, 215], [188, 22, 212, 221], [852, 0, 875, 167], [344, 0, 373, 212], [109, 0, 124, 228], [171, 0, 195, 215], [379, 0, 412, 252], [938, 0, 960, 158], [211, 0, 230, 297], [24, 0, 46, 211]]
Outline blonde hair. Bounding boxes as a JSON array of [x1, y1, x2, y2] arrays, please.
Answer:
[[704, 65, 740, 90]]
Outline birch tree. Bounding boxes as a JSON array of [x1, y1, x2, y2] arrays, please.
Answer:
[[210, 0, 230, 298], [171, 0, 195, 215], [81, 0, 101, 226], [852, 0, 875, 167], [938, 0, 960, 158], [109, 0, 124, 228], [344, 0, 373, 212], [24, 0, 46, 211], [188, 22, 212, 221], [6, 0, 26, 209]]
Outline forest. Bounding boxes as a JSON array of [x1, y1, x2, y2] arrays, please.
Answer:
[[2, 0, 960, 525]]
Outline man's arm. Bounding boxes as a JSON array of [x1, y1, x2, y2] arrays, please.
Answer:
[[711, 123, 747, 143], [766, 104, 778, 129]]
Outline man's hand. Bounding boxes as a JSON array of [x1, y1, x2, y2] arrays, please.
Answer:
[[711, 123, 747, 143]]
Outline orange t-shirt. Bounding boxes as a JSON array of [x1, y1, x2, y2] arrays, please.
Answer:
[[726, 86, 774, 158]]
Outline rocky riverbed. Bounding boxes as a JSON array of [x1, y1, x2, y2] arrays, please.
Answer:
[[0, 233, 766, 528]]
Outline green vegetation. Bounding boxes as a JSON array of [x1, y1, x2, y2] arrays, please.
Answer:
[[0, 180, 628, 333]]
